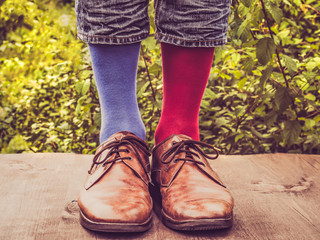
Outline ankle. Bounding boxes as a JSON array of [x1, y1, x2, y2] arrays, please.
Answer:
[[155, 120, 199, 144], [100, 119, 146, 143]]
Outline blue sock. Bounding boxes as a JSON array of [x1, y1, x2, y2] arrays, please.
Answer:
[[88, 43, 146, 143]]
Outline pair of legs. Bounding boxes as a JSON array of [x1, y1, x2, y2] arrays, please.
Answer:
[[76, 0, 234, 232], [76, 0, 231, 144], [90, 42, 214, 144]]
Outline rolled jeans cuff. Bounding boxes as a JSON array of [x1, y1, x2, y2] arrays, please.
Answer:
[[155, 33, 228, 48], [75, 0, 231, 47], [75, 0, 150, 45], [77, 32, 150, 45]]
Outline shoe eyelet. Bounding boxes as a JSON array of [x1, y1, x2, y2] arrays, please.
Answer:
[[128, 157, 132, 160], [173, 159, 178, 163], [126, 149, 130, 153]]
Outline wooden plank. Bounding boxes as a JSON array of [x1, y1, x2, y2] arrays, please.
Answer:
[[0, 153, 319, 239]]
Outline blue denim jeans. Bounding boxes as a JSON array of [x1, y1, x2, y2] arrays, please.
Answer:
[[75, 0, 231, 47]]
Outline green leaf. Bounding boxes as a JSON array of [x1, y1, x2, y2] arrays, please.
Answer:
[[4, 135, 30, 153], [240, 0, 254, 8], [75, 82, 83, 94], [305, 60, 318, 72], [235, 105, 246, 116], [283, 120, 301, 146], [143, 36, 157, 51], [238, 78, 247, 90], [81, 79, 91, 95], [293, 0, 302, 7], [265, 1, 283, 25], [256, 37, 276, 65], [215, 117, 230, 127], [277, 29, 290, 41], [259, 65, 273, 89], [39, 101, 49, 108], [57, 122, 69, 130], [75, 79, 91, 95], [237, 17, 251, 39], [75, 95, 87, 115], [137, 81, 149, 98], [87, 141, 97, 147], [264, 111, 278, 127], [243, 57, 255, 74], [148, 63, 162, 75], [201, 99, 210, 108], [314, 115, 320, 123], [305, 93, 316, 101], [275, 86, 293, 111], [250, 127, 264, 139], [283, 55, 297, 76], [201, 120, 213, 127], [203, 88, 217, 100], [235, 132, 246, 143], [93, 112, 101, 126], [0, 107, 6, 121]]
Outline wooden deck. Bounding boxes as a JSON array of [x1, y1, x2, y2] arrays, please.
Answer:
[[0, 153, 319, 239]]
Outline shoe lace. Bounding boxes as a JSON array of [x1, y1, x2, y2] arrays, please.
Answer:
[[88, 136, 151, 175], [160, 140, 220, 166]]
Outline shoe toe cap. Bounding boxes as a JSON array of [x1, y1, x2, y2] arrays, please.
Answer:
[[78, 190, 152, 224], [174, 200, 232, 220]]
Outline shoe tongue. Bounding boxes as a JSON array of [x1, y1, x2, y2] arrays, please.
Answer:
[[97, 131, 137, 152], [171, 134, 193, 143], [111, 131, 136, 139]]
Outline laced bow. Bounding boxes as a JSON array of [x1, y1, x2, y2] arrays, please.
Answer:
[[160, 139, 220, 166], [88, 136, 151, 175]]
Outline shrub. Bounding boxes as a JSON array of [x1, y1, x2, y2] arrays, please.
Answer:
[[1, 0, 320, 154]]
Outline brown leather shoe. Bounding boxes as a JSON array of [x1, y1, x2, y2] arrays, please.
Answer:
[[151, 134, 234, 231], [78, 131, 153, 232]]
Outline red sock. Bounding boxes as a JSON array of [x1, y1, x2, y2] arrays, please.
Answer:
[[155, 43, 215, 144]]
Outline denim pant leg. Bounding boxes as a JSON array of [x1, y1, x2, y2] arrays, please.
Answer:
[[75, 0, 150, 44], [154, 0, 232, 47]]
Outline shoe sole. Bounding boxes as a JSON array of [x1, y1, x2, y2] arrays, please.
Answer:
[[79, 209, 153, 232], [161, 209, 233, 231]]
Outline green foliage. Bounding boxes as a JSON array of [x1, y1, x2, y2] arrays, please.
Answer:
[[256, 37, 276, 65], [1, 0, 320, 154], [0, 0, 99, 153], [199, 0, 320, 154]]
